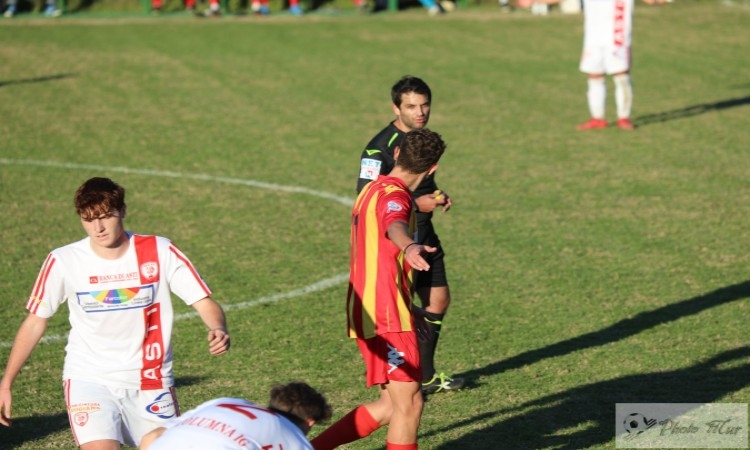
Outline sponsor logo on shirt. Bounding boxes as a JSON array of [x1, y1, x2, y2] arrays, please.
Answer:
[[360, 158, 382, 181], [387, 201, 403, 213], [146, 391, 177, 419], [76, 284, 156, 312], [89, 272, 139, 284]]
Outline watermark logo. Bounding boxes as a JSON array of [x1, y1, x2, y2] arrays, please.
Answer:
[[623, 413, 658, 440], [616, 403, 748, 448]]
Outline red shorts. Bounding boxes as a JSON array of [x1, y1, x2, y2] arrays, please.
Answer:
[[356, 331, 422, 387]]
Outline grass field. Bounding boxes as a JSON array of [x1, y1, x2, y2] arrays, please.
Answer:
[[1, 1, 750, 448]]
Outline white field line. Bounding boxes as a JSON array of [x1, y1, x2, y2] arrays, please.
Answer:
[[0, 158, 355, 207], [0, 158, 352, 349]]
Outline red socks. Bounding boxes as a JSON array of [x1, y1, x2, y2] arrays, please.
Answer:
[[311, 405, 380, 450]]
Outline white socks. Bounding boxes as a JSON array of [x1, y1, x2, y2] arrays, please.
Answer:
[[587, 77, 607, 120], [614, 73, 633, 120]]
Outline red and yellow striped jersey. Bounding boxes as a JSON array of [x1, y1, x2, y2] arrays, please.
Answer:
[[347, 175, 416, 339]]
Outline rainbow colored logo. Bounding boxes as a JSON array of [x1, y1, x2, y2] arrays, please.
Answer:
[[90, 287, 141, 305]]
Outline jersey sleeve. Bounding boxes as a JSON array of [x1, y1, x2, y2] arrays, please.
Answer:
[[377, 187, 412, 231], [161, 239, 212, 305], [26, 252, 66, 318], [357, 147, 387, 194]]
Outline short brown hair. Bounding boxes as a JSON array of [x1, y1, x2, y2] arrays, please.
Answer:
[[74, 177, 126, 220], [268, 382, 332, 427], [396, 128, 446, 174]]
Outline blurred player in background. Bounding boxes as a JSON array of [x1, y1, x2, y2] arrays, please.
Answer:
[[3, 0, 60, 17], [355, 75, 464, 395], [312, 129, 446, 450], [140, 381, 332, 450], [577, 0, 637, 130], [0, 177, 230, 450]]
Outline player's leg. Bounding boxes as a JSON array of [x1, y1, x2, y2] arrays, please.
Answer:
[[288, 0, 303, 14], [64, 380, 125, 450], [80, 440, 121, 450], [383, 380, 423, 449], [604, 42, 633, 129], [415, 246, 464, 394], [416, 282, 450, 385], [123, 386, 180, 448], [310, 402, 382, 450], [3, 0, 16, 17], [577, 74, 608, 130], [43, 0, 60, 16], [310, 336, 395, 450], [613, 70, 634, 129], [578, 45, 608, 129]]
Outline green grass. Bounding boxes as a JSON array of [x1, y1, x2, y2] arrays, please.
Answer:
[[2, 1, 750, 448]]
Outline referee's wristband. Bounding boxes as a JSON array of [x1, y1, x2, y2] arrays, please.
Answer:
[[403, 242, 417, 253]]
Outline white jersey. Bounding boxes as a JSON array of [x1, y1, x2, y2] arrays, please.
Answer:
[[27, 232, 211, 390], [580, 0, 634, 74], [582, 0, 634, 48], [148, 398, 314, 450]]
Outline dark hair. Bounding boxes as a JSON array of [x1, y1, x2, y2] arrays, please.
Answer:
[[391, 75, 432, 107], [397, 128, 446, 174], [74, 177, 126, 220], [268, 382, 332, 430]]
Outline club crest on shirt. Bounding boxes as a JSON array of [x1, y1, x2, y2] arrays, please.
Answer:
[[140, 262, 159, 281], [74, 412, 89, 427], [387, 201, 403, 213]]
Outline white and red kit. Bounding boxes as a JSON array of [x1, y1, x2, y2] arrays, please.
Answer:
[[580, 0, 635, 74], [27, 232, 211, 390], [148, 397, 314, 450]]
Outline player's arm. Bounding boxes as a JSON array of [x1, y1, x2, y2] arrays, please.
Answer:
[[387, 221, 436, 272], [191, 298, 230, 356], [0, 314, 49, 426], [139, 426, 166, 449]]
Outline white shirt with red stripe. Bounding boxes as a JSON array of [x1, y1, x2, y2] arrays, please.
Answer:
[[148, 397, 313, 450], [27, 232, 211, 390], [582, 0, 634, 48]]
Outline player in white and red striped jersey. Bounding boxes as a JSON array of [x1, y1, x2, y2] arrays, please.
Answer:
[[0, 177, 230, 450], [140, 382, 332, 450], [577, 0, 637, 130]]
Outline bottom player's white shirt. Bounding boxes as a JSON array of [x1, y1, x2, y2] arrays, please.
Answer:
[[148, 398, 314, 450], [26, 233, 211, 390]]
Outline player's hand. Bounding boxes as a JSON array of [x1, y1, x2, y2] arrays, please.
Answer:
[[415, 190, 451, 213], [404, 243, 437, 271], [208, 328, 230, 355], [0, 387, 12, 427], [434, 189, 452, 212]]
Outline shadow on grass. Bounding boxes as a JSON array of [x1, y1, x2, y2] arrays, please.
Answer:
[[0, 376, 202, 449], [0, 73, 77, 88], [0, 411, 70, 449], [633, 95, 750, 127], [453, 279, 750, 388], [431, 346, 750, 449]]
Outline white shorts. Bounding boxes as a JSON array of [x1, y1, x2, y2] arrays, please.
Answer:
[[579, 45, 631, 75], [64, 379, 180, 447]]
